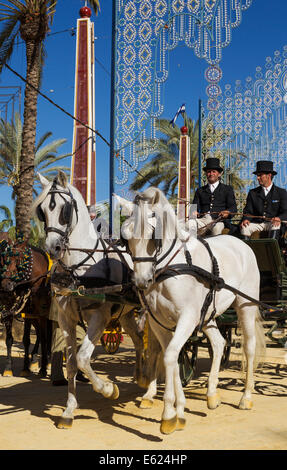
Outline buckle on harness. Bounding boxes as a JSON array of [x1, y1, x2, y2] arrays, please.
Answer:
[[77, 285, 85, 296]]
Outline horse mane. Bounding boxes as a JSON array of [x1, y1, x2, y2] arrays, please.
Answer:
[[30, 173, 94, 235], [139, 187, 190, 241], [30, 181, 53, 217], [57, 170, 68, 188], [31, 172, 69, 217]]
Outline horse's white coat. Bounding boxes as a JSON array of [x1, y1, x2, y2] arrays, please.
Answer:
[[120, 187, 266, 433]]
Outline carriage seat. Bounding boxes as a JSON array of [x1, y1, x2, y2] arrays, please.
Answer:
[[244, 238, 286, 302]]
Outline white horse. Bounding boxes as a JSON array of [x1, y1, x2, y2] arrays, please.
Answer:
[[31, 172, 157, 428], [118, 186, 266, 435]]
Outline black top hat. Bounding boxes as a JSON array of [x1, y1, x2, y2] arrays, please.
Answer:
[[253, 160, 277, 175], [203, 157, 223, 172]]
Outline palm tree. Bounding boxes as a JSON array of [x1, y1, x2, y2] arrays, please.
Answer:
[[130, 117, 199, 199], [0, 0, 100, 238], [0, 204, 13, 231], [223, 151, 251, 190], [0, 113, 71, 199], [131, 116, 249, 203]]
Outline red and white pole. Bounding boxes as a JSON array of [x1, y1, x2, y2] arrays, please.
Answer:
[[177, 126, 190, 221], [71, 6, 96, 207]]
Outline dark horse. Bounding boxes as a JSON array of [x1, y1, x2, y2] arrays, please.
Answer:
[[0, 233, 52, 377]]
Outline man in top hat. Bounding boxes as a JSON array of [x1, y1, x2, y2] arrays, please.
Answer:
[[192, 157, 237, 236], [240, 160, 287, 239]]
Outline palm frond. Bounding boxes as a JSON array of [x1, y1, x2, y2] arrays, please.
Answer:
[[88, 0, 100, 15]]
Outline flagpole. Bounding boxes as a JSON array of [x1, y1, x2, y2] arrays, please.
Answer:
[[109, 0, 116, 235]]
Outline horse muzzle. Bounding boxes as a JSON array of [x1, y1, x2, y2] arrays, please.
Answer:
[[45, 238, 66, 260], [133, 273, 153, 291], [1, 279, 16, 292]]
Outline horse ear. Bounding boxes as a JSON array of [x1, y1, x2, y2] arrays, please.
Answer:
[[57, 170, 68, 188], [38, 173, 49, 187], [114, 194, 134, 217], [151, 187, 162, 205], [121, 219, 134, 241], [142, 187, 162, 206]]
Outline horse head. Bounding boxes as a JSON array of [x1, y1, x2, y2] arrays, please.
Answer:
[[32, 172, 81, 260], [119, 187, 183, 290]]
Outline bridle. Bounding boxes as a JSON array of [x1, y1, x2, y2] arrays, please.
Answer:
[[126, 196, 177, 272], [36, 179, 103, 275], [36, 179, 78, 249]]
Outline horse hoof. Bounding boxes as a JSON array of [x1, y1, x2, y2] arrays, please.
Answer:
[[176, 418, 186, 431], [207, 393, 221, 410], [3, 369, 13, 377], [20, 369, 30, 377], [140, 398, 153, 409], [239, 399, 253, 410], [38, 370, 47, 378], [160, 416, 177, 435], [108, 384, 119, 400], [137, 378, 149, 389], [57, 417, 73, 429], [30, 362, 39, 372]]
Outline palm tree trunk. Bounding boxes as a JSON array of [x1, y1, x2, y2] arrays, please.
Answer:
[[15, 39, 40, 239]]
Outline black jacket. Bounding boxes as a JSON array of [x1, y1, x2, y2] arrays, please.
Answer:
[[192, 182, 237, 227], [243, 184, 287, 223]]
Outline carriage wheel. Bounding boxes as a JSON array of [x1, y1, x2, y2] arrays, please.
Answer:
[[178, 340, 198, 387], [100, 331, 122, 354]]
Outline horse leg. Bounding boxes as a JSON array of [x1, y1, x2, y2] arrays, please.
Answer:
[[202, 321, 225, 409], [21, 319, 32, 376], [235, 302, 264, 410], [150, 315, 193, 435], [139, 323, 163, 409], [38, 318, 48, 377], [3, 317, 13, 376], [30, 320, 40, 372], [120, 309, 147, 386], [76, 306, 119, 400], [57, 308, 78, 429], [47, 319, 52, 365]]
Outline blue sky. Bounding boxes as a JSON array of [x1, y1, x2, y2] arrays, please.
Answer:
[[1, 0, 287, 215]]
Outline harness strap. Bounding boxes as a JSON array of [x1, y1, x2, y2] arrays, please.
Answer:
[[188, 237, 220, 331], [155, 262, 283, 314], [138, 289, 175, 332]]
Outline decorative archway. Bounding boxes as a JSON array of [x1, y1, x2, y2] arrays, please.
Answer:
[[206, 45, 287, 192], [110, 0, 253, 199]]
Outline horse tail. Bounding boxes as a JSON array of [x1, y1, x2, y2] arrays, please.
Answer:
[[254, 308, 266, 371], [239, 307, 266, 374]]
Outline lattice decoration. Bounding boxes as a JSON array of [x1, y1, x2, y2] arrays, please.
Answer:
[[113, 0, 253, 188], [204, 45, 287, 191]]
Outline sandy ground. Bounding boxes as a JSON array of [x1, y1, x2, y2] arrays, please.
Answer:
[[0, 323, 286, 452]]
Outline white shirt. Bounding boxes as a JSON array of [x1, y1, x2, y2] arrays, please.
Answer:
[[209, 180, 220, 193], [263, 183, 273, 197]]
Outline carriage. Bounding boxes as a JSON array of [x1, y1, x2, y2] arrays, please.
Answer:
[[178, 235, 287, 386], [66, 235, 287, 387]]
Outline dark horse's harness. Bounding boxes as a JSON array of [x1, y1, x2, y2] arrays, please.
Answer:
[[0, 236, 51, 322]]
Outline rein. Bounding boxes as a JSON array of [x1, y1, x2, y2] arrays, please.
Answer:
[[207, 211, 287, 224]]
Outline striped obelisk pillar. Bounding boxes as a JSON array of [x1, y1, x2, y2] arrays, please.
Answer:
[[177, 126, 190, 221], [71, 5, 96, 207]]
